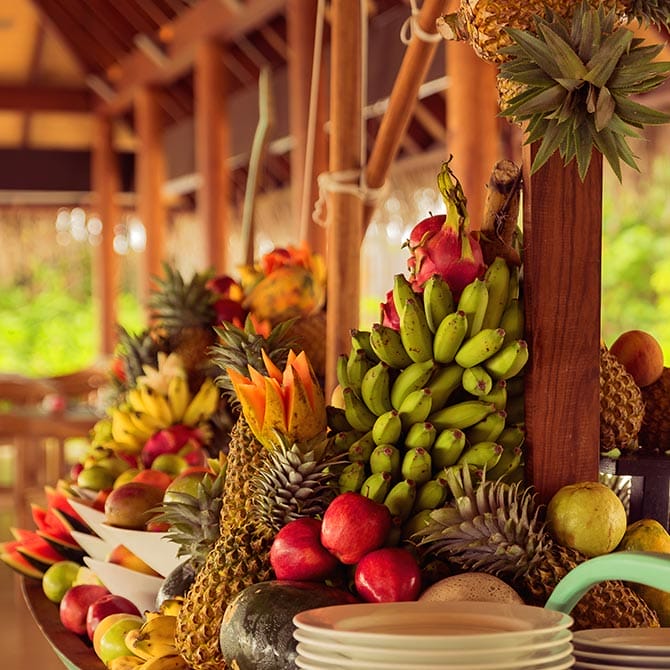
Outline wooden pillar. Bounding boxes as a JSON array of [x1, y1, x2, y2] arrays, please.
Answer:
[[91, 113, 119, 356], [195, 39, 230, 273], [522, 146, 602, 503], [445, 38, 501, 230], [326, 0, 363, 396], [134, 86, 167, 301], [287, 0, 327, 254]]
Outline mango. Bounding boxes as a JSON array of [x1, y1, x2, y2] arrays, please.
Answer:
[[104, 482, 165, 530]]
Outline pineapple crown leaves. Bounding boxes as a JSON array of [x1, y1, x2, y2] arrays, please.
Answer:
[[499, 1, 670, 181], [413, 465, 552, 582], [626, 0, 670, 29], [148, 262, 218, 331]]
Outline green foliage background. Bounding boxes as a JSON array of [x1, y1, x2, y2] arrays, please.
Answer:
[[1, 155, 670, 377]]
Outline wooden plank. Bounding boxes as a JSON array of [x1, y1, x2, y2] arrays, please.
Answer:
[[0, 85, 92, 112], [325, 0, 363, 397], [91, 114, 120, 356], [522, 144, 602, 503], [134, 86, 167, 300], [194, 39, 230, 273]]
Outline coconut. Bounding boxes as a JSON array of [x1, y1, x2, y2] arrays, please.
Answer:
[[418, 572, 523, 604]]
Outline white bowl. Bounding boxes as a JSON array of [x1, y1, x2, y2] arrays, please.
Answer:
[[83, 557, 164, 614], [70, 530, 112, 561]]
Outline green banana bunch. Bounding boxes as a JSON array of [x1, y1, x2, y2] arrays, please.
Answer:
[[348, 431, 376, 462], [399, 297, 434, 363], [465, 409, 507, 444], [426, 363, 464, 410], [369, 323, 413, 368], [338, 461, 366, 492], [486, 444, 523, 481], [361, 471, 393, 503], [500, 299, 524, 345], [360, 361, 393, 415], [457, 277, 489, 337], [369, 444, 401, 478], [422, 274, 454, 333], [413, 477, 448, 512], [505, 393, 525, 425], [383, 479, 417, 521], [397, 388, 433, 430], [479, 379, 508, 410], [401, 447, 432, 484], [404, 421, 436, 450], [403, 509, 433, 539], [181, 378, 219, 426], [392, 273, 417, 316], [481, 257, 511, 330], [336, 353, 350, 388], [432, 310, 468, 364], [497, 424, 525, 450], [371, 410, 403, 446], [390, 358, 435, 410], [429, 400, 496, 430], [457, 441, 504, 470], [351, 329, 379, 363], [332, 430, 363, 454], [346, 348, 373, 395], [454, 327, 506, 368], [431, 428, 466, 469], [342, 387, 377, 431], [461, 365, 493, 397], [483, 339, 529, 380], [166, 375, 191, 424], [327, 406, 354, 433]]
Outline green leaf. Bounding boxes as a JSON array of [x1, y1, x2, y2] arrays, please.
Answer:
[[593, 127, 624, 181], [529, 121, 566, 174], [575, 120, 595, 180], [612, 131, 639, 172], [506, 84, 567, 117], [608, 61, 670, 89], [595, 86, 616, 131], [539, 23, 588, 79], [584, 28, 634, 88], [607, 112, 642, 139], [574, 3, 599, 61], [504, 27, 564, 79], [613, 95, 670, 126]]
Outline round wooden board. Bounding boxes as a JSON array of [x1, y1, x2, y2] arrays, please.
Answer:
[[21, 576, 105, 670]]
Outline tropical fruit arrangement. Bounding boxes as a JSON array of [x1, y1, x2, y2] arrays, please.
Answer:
[[2, 153, 670, 670]]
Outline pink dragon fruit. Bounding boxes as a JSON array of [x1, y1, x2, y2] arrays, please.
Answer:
[[140, 424, 205, 469]]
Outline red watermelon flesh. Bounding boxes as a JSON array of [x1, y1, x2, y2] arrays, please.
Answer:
[[31, 504, 76, 544]]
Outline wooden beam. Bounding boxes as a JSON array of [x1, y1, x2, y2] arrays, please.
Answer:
[[522, 145, 602, 504], [91, 114, 120, 356], [99, 0, 285, 115], [194, 39, 230, 273], [134, 86, 167, 301], [287, 0, 327, 255], [326, 0, 363, 396], [0, 85, 93, 112]]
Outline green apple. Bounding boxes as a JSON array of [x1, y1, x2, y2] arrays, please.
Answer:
[[163, 468, 213, 503], [42, 560, 81, 603], [96, 454, 132, 478], [77, 464, 117, 491], [94, 614, 144, 663], [151, 453, 188, 477]]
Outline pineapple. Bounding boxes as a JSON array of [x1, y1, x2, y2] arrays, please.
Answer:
[[600, 344, 644, 454], [114, 326, 170, 392], [638, 367, 670, 454], [414, 466, 659, 630], [148, 264, 219, 381]]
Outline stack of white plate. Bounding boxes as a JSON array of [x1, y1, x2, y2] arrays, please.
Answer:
[[292, 601, 574, 670], [573, 628, 670, 669]]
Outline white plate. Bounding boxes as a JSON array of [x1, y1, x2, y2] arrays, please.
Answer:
[[294, 629, 573, 664], [70, 529, 112, 561], [574, 662, 668, 670], [574, 647, 670, 668], [68, 499, 107, 535], [293, 602, 572, 650], [573, 629, 670, 656], [296, 641, 573, 669], [83, 557, 164, 614]]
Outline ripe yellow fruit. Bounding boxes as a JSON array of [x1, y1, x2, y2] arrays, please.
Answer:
[[545, 481, 627, 557]]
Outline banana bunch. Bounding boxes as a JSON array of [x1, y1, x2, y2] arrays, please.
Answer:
[[109, 377, 221, 454], [333, 263, 527, 536]]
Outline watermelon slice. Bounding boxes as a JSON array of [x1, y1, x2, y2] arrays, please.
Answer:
[[0, 550, 44, 579], [31, 504, 76, 544], [36, 531, 86, 564], [16, 536, 67, 571], [44, 485, 92, 532]]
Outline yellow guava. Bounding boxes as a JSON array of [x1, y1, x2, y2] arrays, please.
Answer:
[[545, 481, 627, 557]]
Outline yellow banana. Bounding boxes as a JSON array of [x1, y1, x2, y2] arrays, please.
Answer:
[[461, 365, 493, 397], [369, 323, 413, 369], [399, 297, 433, 363], [456, 277, 489, 337], [361, 471, 393, 503], [107, 655, 146, 670], [137, 655, 190, 670], [432, 310, 468, 364], [483, 339, 529, 380], [429, 400, 496, 430], [426, 363, 464, 411], [127, 388, 150, 414], [182, 378, 220, 426], [390, 358, 436, 410], [158, 598, 183, 617], [422, 274, 454, 333], [139, 386, 174, 426], [481, 257, 511, 330], [166, 375, 191, 423], [131, 615, 179, 659], [360, 361, 393, 415], [128, 411, 163, 439], [343, 387, 377, 432], [110, 410, 144, 451], [454, 327, 506, 368], [125, 629, 154, 661]]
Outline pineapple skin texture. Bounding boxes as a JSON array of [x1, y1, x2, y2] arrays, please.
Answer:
[[175, 417, 274, 670]]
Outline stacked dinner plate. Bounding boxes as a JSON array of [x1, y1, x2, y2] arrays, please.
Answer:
[[573, 628, 670, 669], [292, 601, 574, 670]]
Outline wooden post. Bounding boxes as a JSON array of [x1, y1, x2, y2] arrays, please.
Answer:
[[364, 0, 445, 228], [445, 39, 501, 230], [522, 145, 602, 503], [91, 113, 120, 356], [287, 0, 328, 255], [326, 0, 363, 396], [195, 39, 230, 273], [134, 85, 167, 301]]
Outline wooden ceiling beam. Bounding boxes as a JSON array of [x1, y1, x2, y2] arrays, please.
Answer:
[[98, 0, 285, 115], [0, 85, 93, 112]]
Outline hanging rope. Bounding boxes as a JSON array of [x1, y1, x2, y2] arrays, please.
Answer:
[[400, 0, 443, 45]]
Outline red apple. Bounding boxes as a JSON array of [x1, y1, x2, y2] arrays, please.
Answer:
[[320, 492, 392, 564], [270, 518, 340, 581], [86, 593, 141, 640], [354, 547, 422, 603], [59, 584, 110, 636]]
